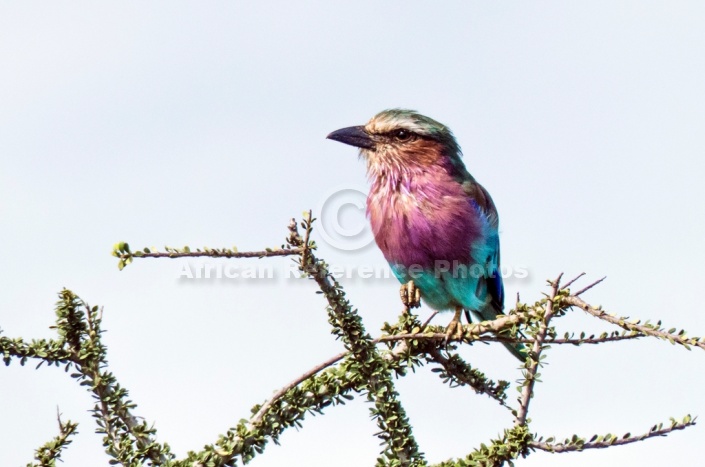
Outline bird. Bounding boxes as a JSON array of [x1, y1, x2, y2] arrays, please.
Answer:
[[326, 109, 526, 360]]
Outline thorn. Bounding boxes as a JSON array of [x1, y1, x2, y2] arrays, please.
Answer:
[[574, 276, 607, 296], [563, 272, 586, 290], [421, 310, 439, 330], [552, 272, 564, 290]]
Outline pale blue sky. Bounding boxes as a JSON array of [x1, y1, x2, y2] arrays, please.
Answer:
[[1, 2, 704, 466]]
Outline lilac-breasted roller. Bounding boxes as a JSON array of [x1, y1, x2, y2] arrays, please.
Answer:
[[327, 109, 526, 360]]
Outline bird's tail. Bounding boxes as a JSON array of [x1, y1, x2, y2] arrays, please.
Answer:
[[469, 309, 529, 362], [500, 336, 529, 362]]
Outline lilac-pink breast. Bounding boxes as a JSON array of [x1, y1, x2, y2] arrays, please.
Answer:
[[366, 168, 484, 269]]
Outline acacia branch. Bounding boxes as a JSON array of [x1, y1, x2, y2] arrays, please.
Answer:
[[565, 296, 705, 351], [426, 348, 511, 409], [0, 336, 72, 366], [477, 334, 642, 345], [250, 286, 651, 427], [7, 212, 704, 466], [57, 291, 171, 465], [531, 415, 696, 453], [378, 331, 642, 346], [112, 242, 303, 270], [28, 411, 78, 467], [287, 214, 423, 466], [515, 275, 563, 426], [562, 272, 586, 290], [572, 276, 606, 296], [127, 248, 302, 260], [251, 327, 511, 428], [249, 349, 349, 427]]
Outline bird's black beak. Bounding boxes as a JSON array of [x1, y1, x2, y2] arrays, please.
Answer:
[[326, 125, 376, 150]]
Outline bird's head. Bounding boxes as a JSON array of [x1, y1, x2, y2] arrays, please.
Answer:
[[327, 109, 465, 176]]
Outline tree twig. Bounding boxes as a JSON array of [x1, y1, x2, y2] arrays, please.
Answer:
[[562, 272, 586, 290], [530, 415, 696, 453], [250, 349, 349, 427], [515, 274, 563, 426], [426, 348, 511, 409], [28, 410, 79, 467], [287, 216, 423, 465], [573, 276, 606, 296], [565, 295, 705, 351]]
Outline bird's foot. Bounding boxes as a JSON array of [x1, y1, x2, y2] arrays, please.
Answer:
[[444, 308, 465, 344], [399, 281, 421, 312]]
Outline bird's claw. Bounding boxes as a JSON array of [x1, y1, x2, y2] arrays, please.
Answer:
[[444, 309, 465, 344], [400, 281, 421, 311]]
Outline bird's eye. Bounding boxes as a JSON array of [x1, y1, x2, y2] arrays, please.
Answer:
[[393, 129, 413, 141]]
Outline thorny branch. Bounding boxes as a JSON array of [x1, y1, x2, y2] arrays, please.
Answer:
[[111, 242, 303, 271], [249, 349, 349, 427], [28, 411, 78, 467], [287, 213, 423, 466], [248, 328, 643, 429], [2, 215, 704, 466], [56, 291, 172, 465], [425, 348, 511, 409], [530, 415, 696, 453], [515, 274, 563, 427], [376, 329, 642, 346], [566, 295, 705, 351], [251, 328, 514, 428]]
